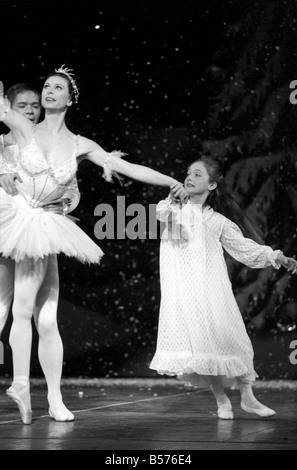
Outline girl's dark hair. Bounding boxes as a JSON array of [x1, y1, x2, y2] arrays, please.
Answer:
[[189, 156, 264, 244], [45, 72, 80, 104], [6, 82, 41, 105]]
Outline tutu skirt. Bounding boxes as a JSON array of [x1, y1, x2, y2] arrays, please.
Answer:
[[0, 190, 103, 263]]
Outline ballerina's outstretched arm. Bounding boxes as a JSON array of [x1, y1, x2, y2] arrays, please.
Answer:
[[78, 136, 188, 202]]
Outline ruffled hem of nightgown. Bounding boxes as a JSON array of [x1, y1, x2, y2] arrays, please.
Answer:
[[150, 351, 258, 388]]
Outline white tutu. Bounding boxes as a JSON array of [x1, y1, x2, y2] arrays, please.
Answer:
[[0, 134, 105, 264], [0, 190, 103, 263]]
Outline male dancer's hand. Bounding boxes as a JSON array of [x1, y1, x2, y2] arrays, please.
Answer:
[[42, 197, 65, 215], [42, 197, 75, 215], [0, 173, 22, 196]]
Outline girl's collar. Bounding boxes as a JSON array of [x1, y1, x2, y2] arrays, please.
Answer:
[[188, 199, 211, 211], [187, 200, 213, 220]]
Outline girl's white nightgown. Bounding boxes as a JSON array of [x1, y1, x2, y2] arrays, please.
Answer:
[[149, 198, 281, 387]]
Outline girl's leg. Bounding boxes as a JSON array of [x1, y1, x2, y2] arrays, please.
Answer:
[[34, 255, 74, 422], [210, 376, 233, 420], [8, 256, 49, 424], [236, 376, 276, 417], [0, 256, 15, 337]]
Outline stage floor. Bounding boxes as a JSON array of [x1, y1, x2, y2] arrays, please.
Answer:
[[0, 379, 296, 450]]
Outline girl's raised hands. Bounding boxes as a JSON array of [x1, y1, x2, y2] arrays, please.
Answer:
[[170, 182, 189, 205]]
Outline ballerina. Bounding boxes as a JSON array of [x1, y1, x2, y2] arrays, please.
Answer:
[[0, 67, 187, 424], [0, 82, 80, 344]]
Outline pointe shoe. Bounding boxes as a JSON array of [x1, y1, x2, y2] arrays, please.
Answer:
[[217, 403, 234, 420], [241, 402, 276, 418], [6, 386, 32, 425], [49, 408, 75, 422]]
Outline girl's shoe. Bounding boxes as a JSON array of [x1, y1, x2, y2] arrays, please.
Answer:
[[217, 402, 234, 420], [6, 386, 32, 425], [241, 402, 276, 417]]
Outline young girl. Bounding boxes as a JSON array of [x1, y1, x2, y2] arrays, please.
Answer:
[[0, 69, 187, 425], [150, 156, 297, 420]]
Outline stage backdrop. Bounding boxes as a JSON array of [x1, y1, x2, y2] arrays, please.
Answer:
[[0, 0, 297, 380]]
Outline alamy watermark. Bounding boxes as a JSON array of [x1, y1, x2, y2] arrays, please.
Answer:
[[289, 340, 297, 365], [289, 80, 297, 104], [94, 196, 161, 240], [94, 196, 191, 241]]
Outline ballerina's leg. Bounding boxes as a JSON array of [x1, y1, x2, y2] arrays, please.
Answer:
[[34, 254, 74, 422], [8, 256, 49, 424]]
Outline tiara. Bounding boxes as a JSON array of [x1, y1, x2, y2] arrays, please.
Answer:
[[54, 64, 80, 103]]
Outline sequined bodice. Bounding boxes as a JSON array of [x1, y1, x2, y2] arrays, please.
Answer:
[[16, 136, 79, 208]]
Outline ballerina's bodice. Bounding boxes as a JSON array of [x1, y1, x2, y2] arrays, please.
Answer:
[[15, 136, 79, 209]]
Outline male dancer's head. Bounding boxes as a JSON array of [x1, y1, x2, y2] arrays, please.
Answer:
[[6, 82, 41, 124]]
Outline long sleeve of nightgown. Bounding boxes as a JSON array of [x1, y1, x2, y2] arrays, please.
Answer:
[[156, 197, 182, 222], [157, 198, 202, 241], [220, 217, 282, 269]]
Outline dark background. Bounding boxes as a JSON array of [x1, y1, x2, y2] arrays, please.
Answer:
[[1, 0, 297, 380]]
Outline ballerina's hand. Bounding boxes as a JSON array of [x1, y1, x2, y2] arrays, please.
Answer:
[[0, 81, 10, 118], [170, 182, 189, 205], [0, 81, 4, 104]]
